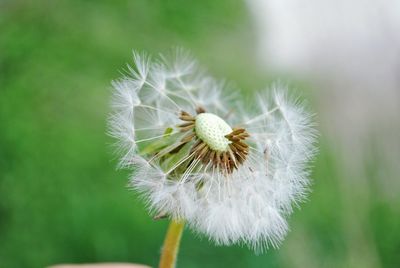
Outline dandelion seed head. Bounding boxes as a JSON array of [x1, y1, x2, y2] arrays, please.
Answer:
[[108, 49, 318, 252]]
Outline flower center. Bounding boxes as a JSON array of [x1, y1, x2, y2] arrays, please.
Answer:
[[177, 110, 250, 174], [194, 113, 232, 152]]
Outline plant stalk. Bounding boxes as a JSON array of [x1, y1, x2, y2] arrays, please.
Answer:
[[159, 220, 185, 268]]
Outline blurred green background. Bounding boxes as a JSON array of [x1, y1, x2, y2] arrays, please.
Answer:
[[1, 1, 399, 267]]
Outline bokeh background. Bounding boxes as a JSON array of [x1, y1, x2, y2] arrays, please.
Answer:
[[1, 0, 399, 267]]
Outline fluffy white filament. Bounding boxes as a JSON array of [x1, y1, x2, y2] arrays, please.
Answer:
[[108, 49, 317, 252]]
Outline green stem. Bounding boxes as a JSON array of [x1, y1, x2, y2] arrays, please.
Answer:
[[159, 220, 185, 268]]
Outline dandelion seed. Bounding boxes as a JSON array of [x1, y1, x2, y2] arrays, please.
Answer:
[[108, 49, 318, 255]]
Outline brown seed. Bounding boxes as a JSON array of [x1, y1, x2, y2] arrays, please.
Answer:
[[229, 137, 241, 142], [231, 128, 246, 135], [179, 115, 195, 121], [196, 106, 206, 114], [178, 122, 195, 128], [193, 142, 207, 154], [190, 140, 202, 152], [209, 150, 216, 164], [180, 125, 195, 132], [202, 149, 212, 164], [229, 143, 238, 153], [180, 132, 195, 143], [197, 145, 210, 159], [237, 141, 248, 148], [222, 152, 230, 173], [228, 150, 239, 169], [233, 142, 247, 152], [216, 151, 221, 165], [179, 111, 195, 121], [238, 133, 250, 139]]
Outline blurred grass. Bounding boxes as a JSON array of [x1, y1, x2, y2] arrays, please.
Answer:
[[0, 0, 399, 267]]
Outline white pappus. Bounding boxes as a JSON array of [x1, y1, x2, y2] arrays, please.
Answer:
[[108, 49, 318, 252]]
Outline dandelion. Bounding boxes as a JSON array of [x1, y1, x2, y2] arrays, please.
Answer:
[[108, 49, 317, 267]]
